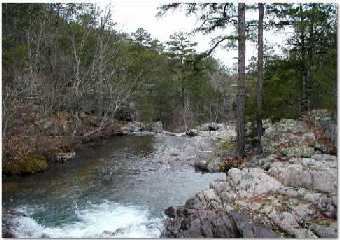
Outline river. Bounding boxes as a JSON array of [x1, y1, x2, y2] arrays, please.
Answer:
[[2, 135, 225, 238]]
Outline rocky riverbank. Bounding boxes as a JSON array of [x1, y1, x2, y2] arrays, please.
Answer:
[[162, 112, 337, 238], [2, 105, 232, 176], [2, 106, 167, 176]]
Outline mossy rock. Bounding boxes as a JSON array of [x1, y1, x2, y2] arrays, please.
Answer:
[[3, 154, 48, 175]]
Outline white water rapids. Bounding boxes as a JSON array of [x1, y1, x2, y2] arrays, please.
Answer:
[[9, 201, 163, 238]]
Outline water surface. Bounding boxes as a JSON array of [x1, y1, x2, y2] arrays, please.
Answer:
[[3, 135, 224, 238]]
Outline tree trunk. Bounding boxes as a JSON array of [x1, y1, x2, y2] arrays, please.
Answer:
[[236, 3, 246, 157], [256, 3, 264, 154], [300, 4, 308, 113], [307, 3, 315, 111]]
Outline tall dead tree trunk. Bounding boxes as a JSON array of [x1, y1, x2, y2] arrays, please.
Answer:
[[236, 3, 246, 157], [256, 3, 264, 154]]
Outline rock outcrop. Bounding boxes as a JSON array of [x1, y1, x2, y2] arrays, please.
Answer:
[[163, 115, 337, 238], [162, 188, 279, 238]]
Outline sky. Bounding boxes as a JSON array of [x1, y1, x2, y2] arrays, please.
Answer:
[[97, 1, 294, 70]]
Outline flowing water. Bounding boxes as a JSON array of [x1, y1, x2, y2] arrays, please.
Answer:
[[3, 135, 225, 238]]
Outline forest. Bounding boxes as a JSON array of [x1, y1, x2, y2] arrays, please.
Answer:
[[2, 2, 338, 239]]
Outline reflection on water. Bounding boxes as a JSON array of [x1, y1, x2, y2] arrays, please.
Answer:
[[3, 135, 224, 238]]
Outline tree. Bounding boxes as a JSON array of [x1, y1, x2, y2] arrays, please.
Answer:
[[3, 3, 242, 138], [259, 3, 337, 120], [256, 3, 264, 154], [267, 3, 337, 113], [236, 3, 246, 156], [158, 3, 248, 156], [166, 32, 198, 130], [131, 27, 153, 47]]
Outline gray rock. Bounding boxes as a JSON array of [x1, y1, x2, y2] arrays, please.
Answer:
[[312, 153, 337, 162], [196, 189, 223, 210], [162, 208, 240, 238], [262, 119, 272, 129], [164, 206, 177, 218], [269, 211, 317, 238], [302, 132, 316, 142], [127, 121, 144, 132], [207, 158, 223, 172], [277, 186, 299, 198], [194, 160, 208, 172], [210, 181, 232, 199], [310, 169, 337, 194], [145, 121, 163, 133], [55, 151, 76, 163], [317, 195, 337, 218], [184, 189, 223, 210], [303, 192, 322, 204], [162, 207, 278, 238], [310, 223, 337, 238], [268, 161, 337, 194], [186, 129, 199, 137], [163, 116, 337, 239], [269, 162, 311, 187], [228, 168, 283, 198], [331, 194, 337, 207], [290, 203, 316, 223], [229, 211, 278, 238]]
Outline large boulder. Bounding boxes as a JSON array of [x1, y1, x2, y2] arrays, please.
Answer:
[[162, 208, 240, 238], [229, 211, 278, 238], [227, 168, 283, 199], [268, 156, 337, 194], [261, 118, 318, 156], [162, 173, 280, 238], [162, 207, 278, 238]]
